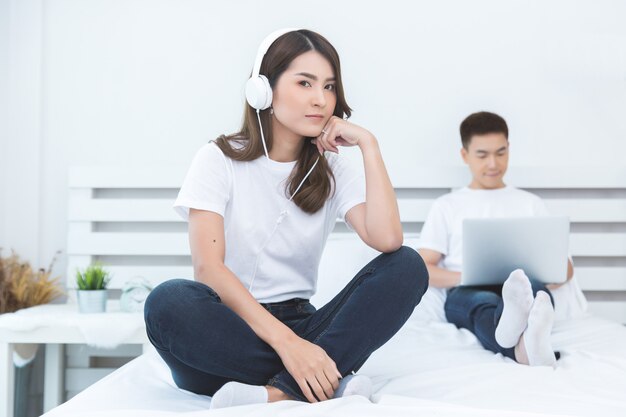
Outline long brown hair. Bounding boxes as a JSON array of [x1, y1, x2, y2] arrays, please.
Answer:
[[215, 30, 352, 214]]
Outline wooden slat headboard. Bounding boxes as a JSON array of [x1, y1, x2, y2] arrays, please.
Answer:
[[67, 166, 626, 323]]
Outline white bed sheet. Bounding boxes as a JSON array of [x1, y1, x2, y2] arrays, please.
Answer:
[[43, 312, 626, 417]]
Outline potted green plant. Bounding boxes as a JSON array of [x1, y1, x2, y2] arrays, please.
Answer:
[[75, 262, 111, 313]]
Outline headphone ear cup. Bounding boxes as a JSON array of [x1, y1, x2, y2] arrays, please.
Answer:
[[245, 75, 272, 110]]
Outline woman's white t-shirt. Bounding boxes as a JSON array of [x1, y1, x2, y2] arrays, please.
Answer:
[[174, 142, 366, 303]]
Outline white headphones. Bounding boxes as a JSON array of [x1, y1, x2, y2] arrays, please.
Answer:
[[244, 28, 319, 169], [245, 28, 299, 111]]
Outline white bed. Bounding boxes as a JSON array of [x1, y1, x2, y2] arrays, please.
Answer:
[[39, 166, 626, 417], [44, 236, 626, 417], [42, 307, 626, 417]]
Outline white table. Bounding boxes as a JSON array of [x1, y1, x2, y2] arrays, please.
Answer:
[[0, 302, 148, 417]]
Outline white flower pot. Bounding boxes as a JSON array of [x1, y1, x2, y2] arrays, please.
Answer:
[[77, 290, 108, 313]]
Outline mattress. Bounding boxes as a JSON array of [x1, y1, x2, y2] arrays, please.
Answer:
[[43, 311, 626, 417]]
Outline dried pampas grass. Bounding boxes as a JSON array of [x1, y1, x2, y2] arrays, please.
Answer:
[[0, 249, 64, 314]]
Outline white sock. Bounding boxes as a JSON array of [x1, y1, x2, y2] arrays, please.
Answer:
[[495, 269, 534, 348], [523, 291, 556, 367], [333, 374, 373, 400], [209, 381, 268, 409]]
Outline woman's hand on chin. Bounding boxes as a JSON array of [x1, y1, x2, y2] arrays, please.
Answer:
[[311, 116, 376, 154]]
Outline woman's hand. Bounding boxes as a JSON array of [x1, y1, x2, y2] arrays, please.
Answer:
[[273, 334, 342, 403], [311, 116, 374, 154]]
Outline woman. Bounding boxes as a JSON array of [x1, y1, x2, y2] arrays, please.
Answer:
[[144, 29, 429, 409]]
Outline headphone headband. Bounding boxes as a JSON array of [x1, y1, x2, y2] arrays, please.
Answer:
[[250, 28, 300, 79]]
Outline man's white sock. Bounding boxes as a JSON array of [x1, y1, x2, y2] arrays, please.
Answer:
[[495, 269, 534, 348], [209, 381, 268, 409], [333, 374, 373, 400], [524, 291, 557, 367]]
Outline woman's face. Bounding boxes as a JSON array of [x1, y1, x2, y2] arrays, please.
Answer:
[[271, 51, 337, 139]]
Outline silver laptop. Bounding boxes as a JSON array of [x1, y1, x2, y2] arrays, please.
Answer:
[[461, 216, 570, 286]]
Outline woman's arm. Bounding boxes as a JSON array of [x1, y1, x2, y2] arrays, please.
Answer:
[[314, 117, 403, 253], [188, 209, 340, 402], [418, 248, 461, 288], [189, 209, 291, 345]]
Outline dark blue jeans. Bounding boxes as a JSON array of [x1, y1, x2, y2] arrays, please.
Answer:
[[144, 246, 428, 402], [444, 279, 555, 361]]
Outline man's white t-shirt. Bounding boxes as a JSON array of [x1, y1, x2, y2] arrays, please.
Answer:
[[416, 185, 587, 321], [418, 186, 549, 273], [174, 142, 366, 303]]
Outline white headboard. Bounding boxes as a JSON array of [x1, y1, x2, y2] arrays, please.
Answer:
[[67, 166, 626, 323]]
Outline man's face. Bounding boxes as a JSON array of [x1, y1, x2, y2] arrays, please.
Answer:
[[461, 133, 509, 190]]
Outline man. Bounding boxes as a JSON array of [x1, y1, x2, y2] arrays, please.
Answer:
[[417, 111, 576, 366]]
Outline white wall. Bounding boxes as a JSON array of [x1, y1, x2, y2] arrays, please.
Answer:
[[0, 0, 9, 252], [1, 0, 43, 270], [3, 0, 626, 284]]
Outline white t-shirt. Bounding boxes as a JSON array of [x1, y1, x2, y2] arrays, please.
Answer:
[[416, 185, 587, 321], [418, 185, 549, 273], [174, 142, 366, 303]]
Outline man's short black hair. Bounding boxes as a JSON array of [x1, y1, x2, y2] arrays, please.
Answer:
[[460, 111, 509, 149]]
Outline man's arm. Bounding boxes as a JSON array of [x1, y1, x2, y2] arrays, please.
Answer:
[[418, 248, 461, 288]]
